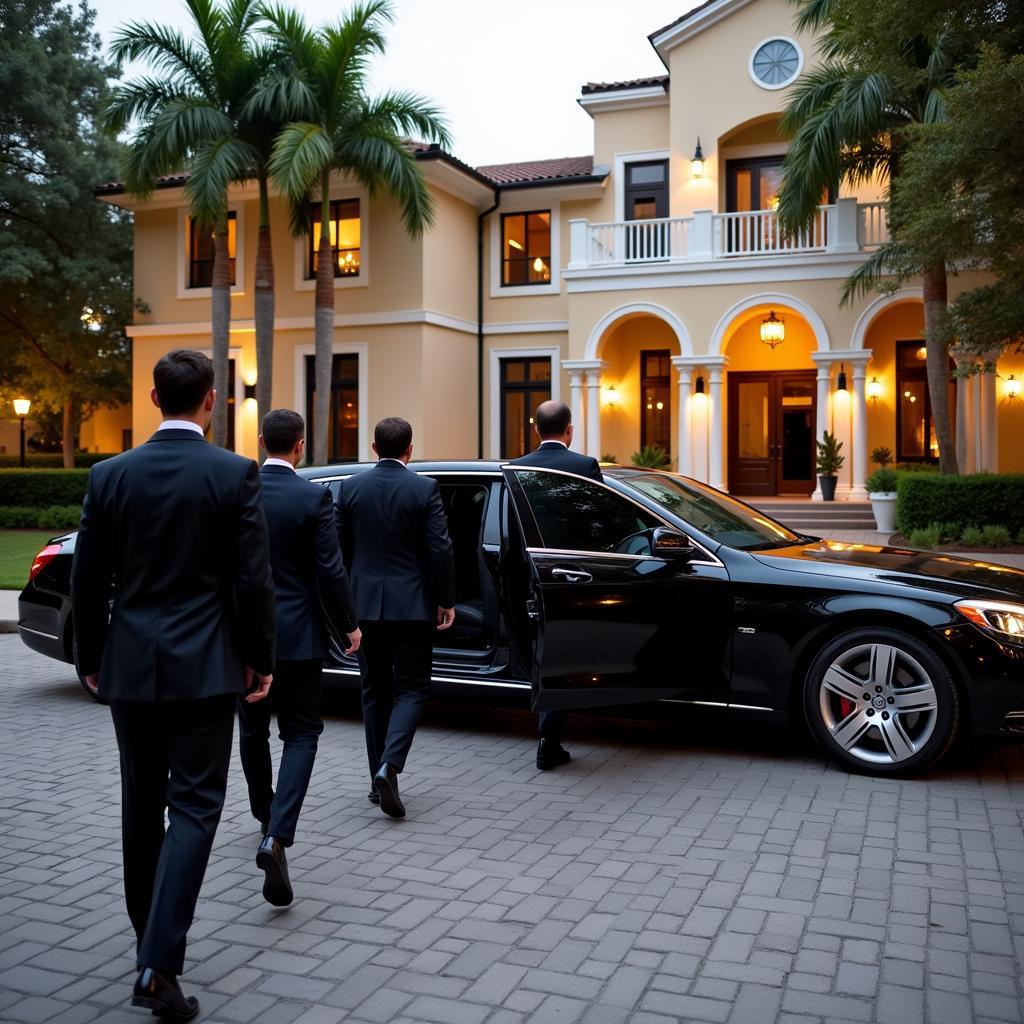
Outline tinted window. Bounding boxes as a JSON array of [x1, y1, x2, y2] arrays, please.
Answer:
[[517, 471, 661, 555]]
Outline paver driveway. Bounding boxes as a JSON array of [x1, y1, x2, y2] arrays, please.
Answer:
[[1, 635, 1022, 1024]]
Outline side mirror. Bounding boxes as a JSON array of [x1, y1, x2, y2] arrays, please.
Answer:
[[652, 526, 696, 559]]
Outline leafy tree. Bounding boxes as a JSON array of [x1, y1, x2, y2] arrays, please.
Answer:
[[0, 0, 132, 466], [254, 0, 449, 465], [106, 0, 273, 448]]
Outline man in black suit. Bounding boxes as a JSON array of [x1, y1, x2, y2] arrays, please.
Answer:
[[237, 409, 362, 907], [336, 417, 456, 818], [510, 400, 603, 771], [71, 350, 276, 1022]]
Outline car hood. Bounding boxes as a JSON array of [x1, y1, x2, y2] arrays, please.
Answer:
[[751, 540, 1024, 602]]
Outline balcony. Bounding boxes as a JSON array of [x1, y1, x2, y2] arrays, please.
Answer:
[[567, 197, 889, 271]]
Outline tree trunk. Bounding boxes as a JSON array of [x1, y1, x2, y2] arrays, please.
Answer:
[[922, 261, 959, 475], [210, 215, 231, 449], [313, 171, 334, 466], [254, 176, 275, 463], [61, 397, 74, 469]]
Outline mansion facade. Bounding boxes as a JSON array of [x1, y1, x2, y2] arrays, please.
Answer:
[[100, 0, 1024, 496]]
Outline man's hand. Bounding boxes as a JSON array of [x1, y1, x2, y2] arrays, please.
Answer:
[[344, 627, 362, 655], [245, 667, 273, 703], [83, 673, 99, 695], [436, 606, 455, 631]]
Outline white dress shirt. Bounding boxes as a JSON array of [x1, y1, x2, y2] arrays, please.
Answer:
[[262, 457, 296, 472], [157, 420, 205, 436]]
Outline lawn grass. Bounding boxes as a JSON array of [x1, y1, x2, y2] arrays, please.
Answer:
[[0, 530, 59, 590]]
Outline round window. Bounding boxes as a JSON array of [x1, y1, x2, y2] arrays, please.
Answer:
[[749, 37, 803, 89]]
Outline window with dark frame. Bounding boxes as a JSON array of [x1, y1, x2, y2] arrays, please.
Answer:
[[188, 211, 237, 288], [640, 350, 671, 456], [203, 358, 237, 451], [305, 353, 359, 462], [500, 357, 552, 458], [501, 211, 551, 286], [895, 340, 956, 463], [307, 199, 361, 279]]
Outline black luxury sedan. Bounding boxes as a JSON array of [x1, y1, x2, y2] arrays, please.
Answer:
[[17, 461, 1024, 775]]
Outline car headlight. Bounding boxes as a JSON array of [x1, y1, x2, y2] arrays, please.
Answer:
[[955, 599, 1024, 641]]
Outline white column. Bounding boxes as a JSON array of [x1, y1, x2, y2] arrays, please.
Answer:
[[585, 369, 602, 459], [567, 370, 585, 453], [708, 364, 726, 491], [955, 365, 971, 472], [676, 367, 692, 476], [811, 357, 832, 501], [850, 360, 869, 498], [980, 369, 999, 471]]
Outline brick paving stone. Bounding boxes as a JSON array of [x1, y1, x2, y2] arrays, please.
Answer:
[[1, 637, 1023, 1024]]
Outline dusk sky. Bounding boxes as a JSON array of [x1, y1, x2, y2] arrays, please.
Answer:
[[88, 0, 699, 167]]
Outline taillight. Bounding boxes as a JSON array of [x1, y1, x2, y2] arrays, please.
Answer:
[[29, 544, 62, 582]]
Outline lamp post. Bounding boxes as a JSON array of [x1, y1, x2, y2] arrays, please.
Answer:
[[13, 398, 30, 468]]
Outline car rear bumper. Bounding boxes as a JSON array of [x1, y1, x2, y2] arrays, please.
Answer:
[[940, 624, 1024, 738], [18, 586, 71, 665]]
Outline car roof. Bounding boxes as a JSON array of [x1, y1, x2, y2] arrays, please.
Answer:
[[297, 460, 650, 479]]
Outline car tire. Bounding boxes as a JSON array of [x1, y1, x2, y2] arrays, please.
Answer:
[[804, 626, 958, 776], [72, 633, 107, 705]]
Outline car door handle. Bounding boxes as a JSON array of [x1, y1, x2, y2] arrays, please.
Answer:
[[551, 568, 593, 584]]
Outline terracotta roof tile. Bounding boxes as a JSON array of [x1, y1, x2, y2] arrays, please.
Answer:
[[475, 156, 597, 185], [581, 75, 669, 95]]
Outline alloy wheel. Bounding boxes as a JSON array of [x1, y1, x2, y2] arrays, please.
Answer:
[[817, 642, 938, 766]]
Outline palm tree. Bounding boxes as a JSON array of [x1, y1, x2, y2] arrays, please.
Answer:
[[776, 0, 966, 473], [252, 0, 450, 465], [105, 0, 272, 448]]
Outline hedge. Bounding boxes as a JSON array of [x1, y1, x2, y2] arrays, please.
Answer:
[[0, 453, 115, 468], [0, 469, 90, 508], [0, 506, 82, 529], [897, 473, 1024, 535]]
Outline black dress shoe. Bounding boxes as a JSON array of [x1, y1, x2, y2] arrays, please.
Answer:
[[131, 968, 199, 1021], [255, 835, 293, 906], [373, 762, 405, 819], [368, 789, 380, 804], [537, 739, 571, 771]]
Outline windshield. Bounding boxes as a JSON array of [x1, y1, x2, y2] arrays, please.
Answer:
[[621, 472, 802, 550]]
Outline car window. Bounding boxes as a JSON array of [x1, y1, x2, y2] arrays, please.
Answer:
[[515, 470, 662, 555]]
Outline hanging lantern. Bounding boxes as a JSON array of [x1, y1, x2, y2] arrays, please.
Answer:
[[691, 137, 704, 178], [836, 364, 848, 392], [760, 310, 785, 349]]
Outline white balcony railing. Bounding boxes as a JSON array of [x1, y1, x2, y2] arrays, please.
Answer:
[[568, 198, 887, 270]]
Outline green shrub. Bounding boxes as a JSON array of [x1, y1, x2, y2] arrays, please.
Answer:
[[960, 525, 985, 547], [631, 445, 670, 469], [1017, 528, 1024, 546], [815, 431, 844, 475], [980, 525, 1012, 547], [0, 505, 82, 529], [895, 461, 940, 473], [601, 453, 617, 464], [0, 453, 115, 468], [897, 473, 1024, 535], [935, 522, 961, 543], [0, 469, 90, 507], [871, 446, 893, 467], [866, 468, 898, 493], [908, 523, 943, 549]]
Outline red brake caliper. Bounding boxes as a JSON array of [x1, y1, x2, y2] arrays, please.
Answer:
[[838, 697, 855, 719]]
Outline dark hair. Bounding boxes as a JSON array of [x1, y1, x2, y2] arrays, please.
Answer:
[[153, 349, 215, 415], [374, 417, 413, 459], [261, 409, 305, 455], [535, 400, 572, 439]]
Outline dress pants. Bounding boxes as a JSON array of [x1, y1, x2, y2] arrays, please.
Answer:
[[109, 694, 235, 977], [236, 659, 324, 847], [358, 620, 433, 776], [538, 710, 566, 743]]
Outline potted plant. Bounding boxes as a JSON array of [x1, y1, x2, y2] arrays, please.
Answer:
[[866, 467, 899, 532], [630, 445, 670, 469], [871, 446, 893, 469], [815, 431, 844, 501]]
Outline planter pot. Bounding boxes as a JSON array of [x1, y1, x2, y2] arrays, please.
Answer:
[[818, 475, 838, 501], [869, 491, 898, 533]]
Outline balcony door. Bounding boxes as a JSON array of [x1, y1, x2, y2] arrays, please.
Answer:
[[728, 370, 816, 496], [624, 160, 669, 260]]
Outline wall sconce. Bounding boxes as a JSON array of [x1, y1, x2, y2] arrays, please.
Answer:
[[836, 364, 848, 392], [691, 137, 704, 179], [1004, 374, 1021, 399], [867, 376, 882, 400], [916, 345, 927, 361], [759, 310, 785, 349], [243, 383, 257, 401], [693, 376, 706, 401], [604, 385, 618, 408]]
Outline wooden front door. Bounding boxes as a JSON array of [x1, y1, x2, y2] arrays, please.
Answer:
[[728, 371, 817, 496]]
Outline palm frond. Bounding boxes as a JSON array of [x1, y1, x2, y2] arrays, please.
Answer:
[[186, 135, 260, 222], [354, 90, 452, 149], [103, 78, 184, 136], [268, 121, 332, 220], [109, 22, 216, 98], [319, 1, 394, 120], [840, 244, 902, 305]]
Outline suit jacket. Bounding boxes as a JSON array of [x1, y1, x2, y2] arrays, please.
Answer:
[[510, 441, 604, 482], [70, 428, 276, 701], [336, 460, 456, 622], [260, 464, 357, 662]]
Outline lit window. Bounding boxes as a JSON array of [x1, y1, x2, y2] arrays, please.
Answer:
[[188, 212, 236, 288], [501, 211, 551, 286], [308, 199, 361, 278]]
